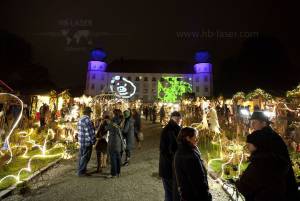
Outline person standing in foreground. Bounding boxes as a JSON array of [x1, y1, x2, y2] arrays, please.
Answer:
[[174, 127, 212, 201], [159, 111, 182, 201], [77, 107, 96, 176], [106, 109, 124, 178], [236, 111, 299, 201]]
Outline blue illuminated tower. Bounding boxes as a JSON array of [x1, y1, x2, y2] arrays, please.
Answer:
[[193, 51, 213, 96], [86, 49, 108, 95]]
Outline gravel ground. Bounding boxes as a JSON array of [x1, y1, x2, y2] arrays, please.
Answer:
[[3, 120, 231, 201]]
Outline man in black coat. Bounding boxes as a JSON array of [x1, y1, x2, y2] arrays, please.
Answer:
[[236, 111, 299, 201], [159, 111, 182, 201]]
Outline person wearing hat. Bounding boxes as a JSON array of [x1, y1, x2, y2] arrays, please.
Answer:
[[159, 111, 182, 201], [236, 111, 298, 201], [77, 106, 96, 176]]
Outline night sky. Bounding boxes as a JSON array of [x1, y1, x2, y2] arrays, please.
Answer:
[[0, 0, 298, 95]]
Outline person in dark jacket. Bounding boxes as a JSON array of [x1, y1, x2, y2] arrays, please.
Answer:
[[236, 111, 298, 201], [132, 109, 142, 149], [236, 133, 289, 201], [159, 111, 182, 201], [106, 109, 124, 178], [122, 110, 135, 166], [174, 127, 212, 201]]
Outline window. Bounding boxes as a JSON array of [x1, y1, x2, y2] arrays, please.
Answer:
[[160, 78, 164, 82], [143, 88, 148, 93], [127, 76, 132, 81], [196, 77, 199, 82], [204, 76, 208, 82], [91, 84, 95, 90], [204, 86, 209, 92], [177, 78, 181, 81], [196, 86, 200, 92], [152, 77, 156, 82], [144, 77, 148, 81], [135, 77, 140, 81], [92, 74, 96, 79], [101, 76, 104, 81], [100, 85, 104, 90]]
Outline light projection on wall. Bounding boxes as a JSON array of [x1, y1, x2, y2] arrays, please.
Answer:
[[110, 76, 136, 99], [158, 77, 192, 102]]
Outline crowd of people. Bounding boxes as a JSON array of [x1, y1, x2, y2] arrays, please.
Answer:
[[76, 103, 299, 200], [159, 111, 299, 201], [76, 107, 142, 178]]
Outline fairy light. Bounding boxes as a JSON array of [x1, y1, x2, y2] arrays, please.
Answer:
[[0, 129, 69, 187], [0, 94, 76, 189], [0, 93, 24, 164]]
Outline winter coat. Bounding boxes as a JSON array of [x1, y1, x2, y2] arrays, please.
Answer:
[[95, 121, 108, 153], [133, 114, 141, 134], [122, 117, 135, 151], [159, 119, 181, 179], [174, 143, 212, 201], [236, 152, 288, 201], [107, 117, 123, 153], [246, 126, 299, 201]]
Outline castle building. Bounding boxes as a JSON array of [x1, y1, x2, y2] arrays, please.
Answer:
[[85, 49, 213, 102]]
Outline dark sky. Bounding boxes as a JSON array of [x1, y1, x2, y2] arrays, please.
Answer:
[[0, 0, 298, 94]]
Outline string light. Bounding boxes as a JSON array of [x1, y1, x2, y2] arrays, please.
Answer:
[[0, 93, 24, 164]]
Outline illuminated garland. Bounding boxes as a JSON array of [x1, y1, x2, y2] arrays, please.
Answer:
[[286, 84, 300, 98], [0, 93, 24, 164], [246, 88, 272, 100]]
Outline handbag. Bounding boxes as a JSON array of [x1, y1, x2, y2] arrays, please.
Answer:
[[138, 132, 144, 141]]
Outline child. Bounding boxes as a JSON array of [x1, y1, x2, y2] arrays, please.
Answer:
[[95, 115, 109, 173]]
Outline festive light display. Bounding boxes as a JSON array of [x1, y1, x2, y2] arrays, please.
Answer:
[[110, 76, 136, 99], [0, 127, 70, 188], [158, 77, 192, 102], [0, 93, 75, 190], [0, 93, 24, 164], [286, 84, 300, 98]]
